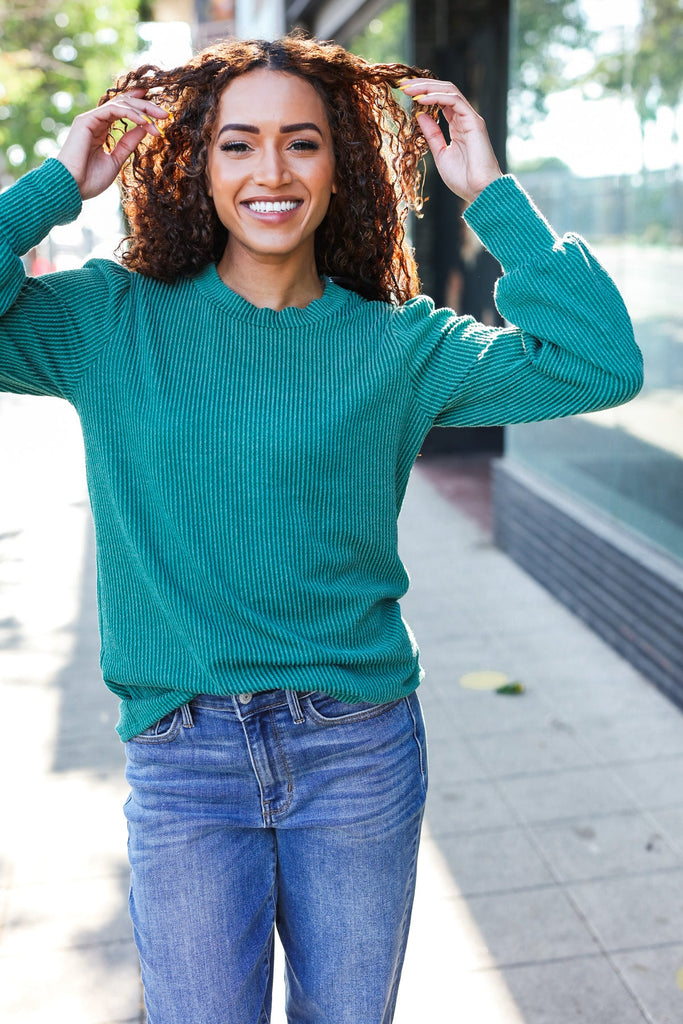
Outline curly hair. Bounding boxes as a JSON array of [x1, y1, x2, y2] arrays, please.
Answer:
[[103, 31, 437, 304]]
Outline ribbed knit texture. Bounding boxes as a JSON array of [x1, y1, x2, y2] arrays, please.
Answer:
[[0, 160, 643, 740]]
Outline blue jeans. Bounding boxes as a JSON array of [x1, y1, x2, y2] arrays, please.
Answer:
[[124, 689, 428, 1024]]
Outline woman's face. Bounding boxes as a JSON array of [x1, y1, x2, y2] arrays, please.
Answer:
[[206, 68, 337, 268]]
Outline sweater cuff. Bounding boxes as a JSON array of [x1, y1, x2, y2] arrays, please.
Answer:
[[463, 174, 559, 273], [0, 157, 83, 257]]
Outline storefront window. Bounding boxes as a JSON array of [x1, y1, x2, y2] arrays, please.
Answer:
[[507, 0, 683, 562]]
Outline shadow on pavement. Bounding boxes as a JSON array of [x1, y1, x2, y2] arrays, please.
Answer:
[[50, 511, 124, 776]]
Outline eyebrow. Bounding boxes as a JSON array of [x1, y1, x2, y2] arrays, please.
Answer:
[[217, 121, 323, 138]]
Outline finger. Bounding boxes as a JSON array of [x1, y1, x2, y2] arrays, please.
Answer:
[[412, 94, 459, 117], [411, 89, 458, 103], [104, 109, 164, 139], [410, 91, 473, 115], [88, 100, 152, 130], [98, 96, 170, 135], [400, 79, 462, 103], [108, 123, 149, 166], [416, 112, 448, 160], [102, 88, 169, 116], [116, 94, 170, 119], [399, 78, 454, 92], [401, 81, 478, 113]]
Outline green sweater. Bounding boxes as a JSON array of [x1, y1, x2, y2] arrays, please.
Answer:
[[0, 159, 642, 740]]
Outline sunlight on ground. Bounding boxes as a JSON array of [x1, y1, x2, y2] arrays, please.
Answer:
[[270, 818, 526, 1024], [395, 821, 527, 1022]]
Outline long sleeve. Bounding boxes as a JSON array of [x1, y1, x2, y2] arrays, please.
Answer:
[[392, 174, 643, 427], [0, 158, 129, 399]]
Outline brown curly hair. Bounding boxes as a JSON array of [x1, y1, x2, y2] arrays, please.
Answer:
[[102, 31, 437, 303]]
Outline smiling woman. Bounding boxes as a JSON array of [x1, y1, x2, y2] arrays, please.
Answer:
[[0, 25, 643, 1024], [205, 70, 337, 308], [100, 33, 434, 304]]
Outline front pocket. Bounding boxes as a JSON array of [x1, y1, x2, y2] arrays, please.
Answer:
[[304, 692, 402, 725], [128, 707, 183, 744]]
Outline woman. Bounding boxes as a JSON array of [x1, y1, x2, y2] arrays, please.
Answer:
[[0, 31, 642, 1024]]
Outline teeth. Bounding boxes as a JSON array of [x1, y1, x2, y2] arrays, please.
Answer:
[[247, 200, 299, 213]]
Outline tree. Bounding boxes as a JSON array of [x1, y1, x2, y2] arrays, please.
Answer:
[[626, 0, 680, 142], [508, 0, 595, 137], [347, 2, 409, 66], [0, 0, 144, 181], [634, 0, 683, 123], [588, 0, 682, 164]]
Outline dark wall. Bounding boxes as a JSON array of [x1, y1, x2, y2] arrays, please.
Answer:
[[412, 0, 509, 455], [412, 0, 509, 308]]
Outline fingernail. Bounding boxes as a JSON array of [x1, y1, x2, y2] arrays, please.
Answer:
[[142, 113, 165, 137]]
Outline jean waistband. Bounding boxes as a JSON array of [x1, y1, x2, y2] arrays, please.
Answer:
[[190, 689, 307, 723]]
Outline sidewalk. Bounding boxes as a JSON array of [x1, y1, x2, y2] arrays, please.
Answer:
[[1, 395, 683, 1023]]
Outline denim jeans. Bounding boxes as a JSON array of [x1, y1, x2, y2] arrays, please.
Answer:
[[124, 688, 428, 1024]]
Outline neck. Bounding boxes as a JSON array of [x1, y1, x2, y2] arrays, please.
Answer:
[[215, 245, 324, 311]]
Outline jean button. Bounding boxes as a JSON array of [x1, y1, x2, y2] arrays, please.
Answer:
[[238, 693, 253, 705]]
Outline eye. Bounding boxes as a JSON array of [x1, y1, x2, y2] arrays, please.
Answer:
[[289, 139, 320, 152], [219, 140, 252, 154]]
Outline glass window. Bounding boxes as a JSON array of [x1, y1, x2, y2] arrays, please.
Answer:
[[507, 0, 683, 562]]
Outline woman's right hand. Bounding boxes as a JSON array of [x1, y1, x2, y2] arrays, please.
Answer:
[[56, 90, 168, 201]]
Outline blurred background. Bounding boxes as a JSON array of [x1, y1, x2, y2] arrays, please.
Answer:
[[1, 0, 681, 725]]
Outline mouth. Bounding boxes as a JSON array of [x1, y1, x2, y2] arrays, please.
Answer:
[[242, 199, 303, 214]]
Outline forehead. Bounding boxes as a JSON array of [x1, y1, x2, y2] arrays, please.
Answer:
[[216, 68, 329, 124]]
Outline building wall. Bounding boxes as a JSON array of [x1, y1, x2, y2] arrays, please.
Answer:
[[497, 0, 683, 702]]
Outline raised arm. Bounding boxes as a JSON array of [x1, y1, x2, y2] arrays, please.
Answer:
[[391, 80, 643, 426], [0, 94, 167, 399]]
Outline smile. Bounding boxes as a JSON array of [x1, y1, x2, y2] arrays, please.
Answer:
[[244, 200, 302, 213]]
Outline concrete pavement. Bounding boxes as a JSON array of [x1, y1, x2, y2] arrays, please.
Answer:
[[1, 393, 683, 1022]]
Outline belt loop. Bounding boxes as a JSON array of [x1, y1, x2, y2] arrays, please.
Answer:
[[286, 690, 305, 724], [181, 702, 195, 728]]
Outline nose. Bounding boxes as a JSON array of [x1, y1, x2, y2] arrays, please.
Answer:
[[253, 144, 292, 187]]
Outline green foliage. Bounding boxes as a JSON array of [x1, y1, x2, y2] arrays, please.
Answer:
[[636, 0, 683, 116], [630, 0, 680, 127], [587, 0, 681, 150], [513, 0, 682, 148], [0, 0, 142, 179], [509, 0, 595, 137], [348, 2, 409, 65]]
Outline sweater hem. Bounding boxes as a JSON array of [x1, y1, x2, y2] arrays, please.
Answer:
[[112, 662, 423, 741]]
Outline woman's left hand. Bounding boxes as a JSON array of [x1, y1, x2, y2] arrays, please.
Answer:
[[400, 79, 502, 205]]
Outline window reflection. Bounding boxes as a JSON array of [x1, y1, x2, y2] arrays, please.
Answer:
[[507, 0, 683, 562]]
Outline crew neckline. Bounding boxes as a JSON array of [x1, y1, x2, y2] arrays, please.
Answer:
[[192, 264, 359, 327]]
